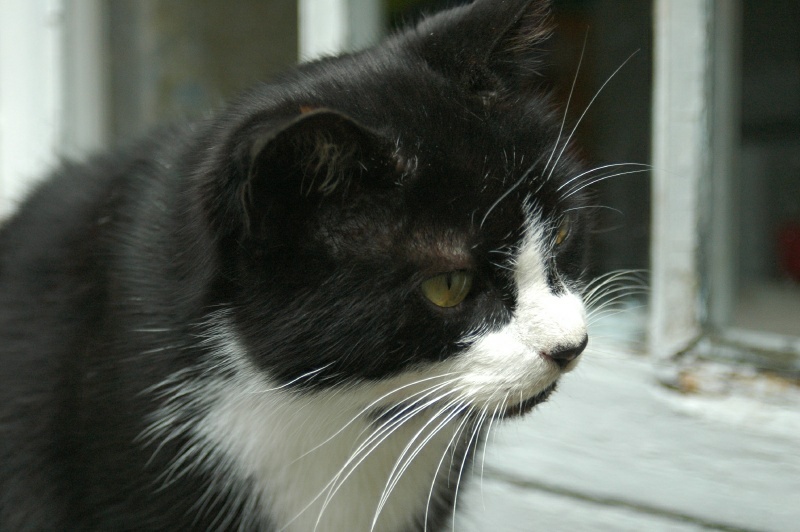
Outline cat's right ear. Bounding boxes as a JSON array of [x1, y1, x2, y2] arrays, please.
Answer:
[[229, 109, 396, 242], [410, 0, 552, 92]]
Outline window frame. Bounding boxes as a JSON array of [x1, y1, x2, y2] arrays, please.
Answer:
[[650, 0, 800, 373], [0, 0, 106, 219]]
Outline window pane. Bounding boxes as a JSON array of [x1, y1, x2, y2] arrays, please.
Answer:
[[732, 0, 800, 338]]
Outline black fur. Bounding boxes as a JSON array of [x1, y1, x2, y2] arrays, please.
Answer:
[[0, 0, 590, 529]]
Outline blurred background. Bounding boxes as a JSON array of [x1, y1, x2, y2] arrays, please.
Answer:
[[0, 1, 798, 530]]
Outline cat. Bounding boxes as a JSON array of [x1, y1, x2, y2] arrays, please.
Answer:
[[0, 0, 593, 530]]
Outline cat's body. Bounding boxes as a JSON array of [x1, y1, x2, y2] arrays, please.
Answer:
[[0, 1, 592, 530]]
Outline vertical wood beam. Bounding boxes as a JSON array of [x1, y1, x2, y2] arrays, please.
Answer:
[[649, 0, 713, 358]]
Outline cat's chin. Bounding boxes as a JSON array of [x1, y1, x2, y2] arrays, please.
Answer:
[[499, 381, 558, 419], [369, 380, 559, 423]]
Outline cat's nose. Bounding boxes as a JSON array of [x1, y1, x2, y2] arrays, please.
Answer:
[[545, 334, 588, 368]]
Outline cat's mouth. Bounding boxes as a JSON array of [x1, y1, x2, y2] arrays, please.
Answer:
[[499, 381, 558, 419], [369, 381, 558, 423]]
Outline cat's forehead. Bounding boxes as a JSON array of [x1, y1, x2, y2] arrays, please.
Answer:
[[317, 170, 552, 274], [405, 225, 474, 272], [317, 199, 473, 265]]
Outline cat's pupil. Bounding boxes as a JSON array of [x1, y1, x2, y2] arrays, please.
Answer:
[[421, 271, 473, 308]]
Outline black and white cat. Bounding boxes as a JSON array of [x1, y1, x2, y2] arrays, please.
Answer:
[[0, 0, 594, 530]]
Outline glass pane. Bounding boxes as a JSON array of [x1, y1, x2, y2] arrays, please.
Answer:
[[732, 0, 800, 338], [107, 0, 299, 143]]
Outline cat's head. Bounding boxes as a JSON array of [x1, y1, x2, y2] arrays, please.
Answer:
[[198, 0, 590, 419]]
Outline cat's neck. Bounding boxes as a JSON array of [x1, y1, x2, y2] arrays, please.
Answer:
[[147, 315, 471, 531]]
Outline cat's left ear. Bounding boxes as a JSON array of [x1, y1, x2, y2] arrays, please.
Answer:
[[411, 0, 553, 91], [236, 109, 396, 240]]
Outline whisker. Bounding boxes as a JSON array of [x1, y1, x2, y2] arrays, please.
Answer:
[[557, 162, 651, 193], [277, 381, 463, 532], [583, 269, 647, 298], [588, 303, 648, 331], [423, 404, 476, 532], [244, 363, 336, 395], [314, 390, 467, 531], [542, 30, 588, 178], [478, 396, 506, 511], [562, 168, 650, 199], [585, 280, 648, 307], [290, 373, 459, 464], [564, 204, 625, 216], [451, 407, 487, 531], [479, 160, 540, 229], [371, 395, 472, 529], [546, 50, 639, 182]]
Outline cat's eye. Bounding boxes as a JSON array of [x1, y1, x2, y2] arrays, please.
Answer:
[[421, 271, 473, 308], [555, 218, 571, 246]]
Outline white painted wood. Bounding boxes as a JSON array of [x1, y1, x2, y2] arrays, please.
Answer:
[[649, 0, 713, 359], [0, 0, 64, 218], [0, 0, 107, 219], [299, 0, 348, 61], [298, 0, 384, 61]]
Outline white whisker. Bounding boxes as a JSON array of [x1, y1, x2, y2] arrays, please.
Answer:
[[312, 389, 466, 531], [562, 168, 650, 199], [451, 407, 488, 531], [543, 31, 588, 178], [546, 51, 639, 182], [423, 405, 475, 532], [371, 396, 471, 530], [557, 162, 651, 193], [290, 373, 459, 464]]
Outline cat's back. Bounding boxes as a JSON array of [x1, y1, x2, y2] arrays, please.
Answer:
[[0, 129, 184, 528], [0, 129, 186, 343]]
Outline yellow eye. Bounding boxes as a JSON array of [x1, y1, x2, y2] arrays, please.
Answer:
[[555, 218, 571, 246], [421, 271, 473, 308]]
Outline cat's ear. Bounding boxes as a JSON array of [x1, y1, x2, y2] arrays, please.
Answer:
[[412, 0, 552, 91], [236, 109, 395, 240]]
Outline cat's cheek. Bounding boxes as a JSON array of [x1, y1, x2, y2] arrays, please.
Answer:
[[513, 287, 588, 373], [447, 330, 562, 403], [444, 286, 587, 409]]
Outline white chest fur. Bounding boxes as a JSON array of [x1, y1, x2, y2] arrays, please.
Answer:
[[199, 375, 465, 532]]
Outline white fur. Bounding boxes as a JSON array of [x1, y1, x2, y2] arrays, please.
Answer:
[[434, 224, 587, 407], [145, 222, 587, 531], [194, 348, 463, 532]]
